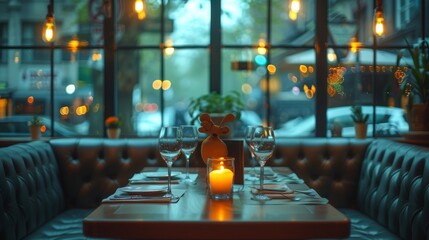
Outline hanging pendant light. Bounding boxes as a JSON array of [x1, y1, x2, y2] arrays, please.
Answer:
[[42, 2, 55, 43], [135, 0, 146, 20], [373, 0, 385, 37], [288, 0, 300, 21]]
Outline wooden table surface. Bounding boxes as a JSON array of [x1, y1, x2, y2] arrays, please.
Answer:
[[83, 167, 350, 239]]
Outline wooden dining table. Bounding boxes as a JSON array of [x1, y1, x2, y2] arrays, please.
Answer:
[[83, 167, 350, 239]]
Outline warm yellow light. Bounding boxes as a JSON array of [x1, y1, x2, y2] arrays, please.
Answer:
[[299, 65, 307, 73], [267, 64, 276, 74], [152, 80, 162, 90], [76, 105, 88, 116], [135, 0, 143, 12], [42, 4, 55, 43], [374, 9, 384, 36], [60, 106, 70, 116], [135, 0, 146, 20], [42, 21, 55, 43], [327, 49, 337, 62], [350, 37, 362, 53], [289, 11, 297, 21], [92, 50, 102, 61], [290, 0, 300, 13], [257, 39, 267, 55], [164, 39, 175, 56], [162, 80, 171, 90], [304, 84, 316, 99]]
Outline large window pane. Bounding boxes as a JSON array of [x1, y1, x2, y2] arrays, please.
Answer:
[[221, 0, 267, 45], [272, 0, 315, 46], [55, 0, 104, 46], [118, 49, 161, 137], [271, 49, 316, 137], [166, 0, 210, 46]]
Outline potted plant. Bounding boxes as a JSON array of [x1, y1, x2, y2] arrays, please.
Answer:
[[28, 116, 43, 140], [105, 116, 121, 138], [187, 91, 245, 125], [397, 39, 429, 131], [350, 105, 369, 139]]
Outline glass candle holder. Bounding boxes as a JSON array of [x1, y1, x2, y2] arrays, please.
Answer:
[[207, 157, 235, 200]]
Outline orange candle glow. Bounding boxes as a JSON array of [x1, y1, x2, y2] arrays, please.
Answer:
[[209, 163, 234, 194]]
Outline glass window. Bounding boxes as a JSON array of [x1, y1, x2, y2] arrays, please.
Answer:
[[0, 0, 427, 138], [222, 0, 268, 45]]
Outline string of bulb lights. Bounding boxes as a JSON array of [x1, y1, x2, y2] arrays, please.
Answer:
[[41, 0, 384, 46]]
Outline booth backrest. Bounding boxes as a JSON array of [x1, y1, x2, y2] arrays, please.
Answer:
[[0, 141, 64, 240], [357, 139, 429, 240], [50, 138, 163, 208], [272, 138, 371, 208], [50, 138, 244, 208]]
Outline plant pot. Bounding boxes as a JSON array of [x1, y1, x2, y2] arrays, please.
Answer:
[[29, 125, 41, 140], [409, 104, 429, 132], [107, 128, 121, 138], [354, 123, 367, 139], [330, 124, 343, 137]]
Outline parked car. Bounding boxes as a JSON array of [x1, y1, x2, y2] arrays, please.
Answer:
[[274, 106, 409, 137], [0, 115, 86, 137]]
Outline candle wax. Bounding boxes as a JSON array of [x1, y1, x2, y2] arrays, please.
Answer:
[[209, 168, 234, 194]]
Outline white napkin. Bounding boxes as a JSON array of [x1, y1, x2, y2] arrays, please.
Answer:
[[102, 188, 186, 203], [129, 172, 198, 184], [249, 185, 329, 204]]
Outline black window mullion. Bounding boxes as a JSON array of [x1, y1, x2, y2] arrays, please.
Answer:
[[210, 0, 221, 93], [315, 0, 328, 137], [103, 0, 116, 136], [160, 0, 165, 127], [266, 0, 272, 127]]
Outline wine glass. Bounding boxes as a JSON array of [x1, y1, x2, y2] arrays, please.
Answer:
[[250, 126, 275, 201], [159, 126, 182, 201], [244, 126, 258, 167], [180, 125, 198, 183]]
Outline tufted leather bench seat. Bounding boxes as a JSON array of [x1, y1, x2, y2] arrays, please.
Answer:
[[1, 138, 428, 239], [270, 138, 429, 240], [0, 138, 169, 240]]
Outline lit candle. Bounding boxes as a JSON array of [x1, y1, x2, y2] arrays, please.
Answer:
[[209, 162, 234, 195]]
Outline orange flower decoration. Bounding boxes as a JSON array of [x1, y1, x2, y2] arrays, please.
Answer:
[[105, 116, 121, 129]]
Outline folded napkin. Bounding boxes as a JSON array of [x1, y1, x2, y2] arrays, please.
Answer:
[[129, 172, 198, 184], [102, 188, 186, 204], [245, 170, 305, 184], [250, 184, 328, 205]]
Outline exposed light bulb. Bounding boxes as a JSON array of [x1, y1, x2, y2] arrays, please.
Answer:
[[373, 0, 385, 37], [135, 0, 146, 20], [42, 4, 55, 43], [290, 0, 300, 13], [350, 37, 362, 53]]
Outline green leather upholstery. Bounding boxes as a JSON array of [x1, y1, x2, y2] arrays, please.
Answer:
[[0, 141, 64, 240], [1, 138, 428, 239]]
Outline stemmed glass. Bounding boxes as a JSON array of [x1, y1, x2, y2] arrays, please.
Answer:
[[249, 126, 275, 201], [244, 126, 258, 167], [180, 125, 198, 183], [158, 126, 182, 201]]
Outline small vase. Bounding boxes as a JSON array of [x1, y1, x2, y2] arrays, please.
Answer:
[[355, 123, 367, 139], [107, 128, 121, 138], [29, 125, 41, 140]]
